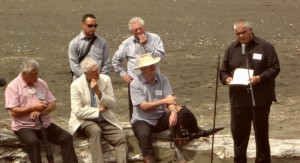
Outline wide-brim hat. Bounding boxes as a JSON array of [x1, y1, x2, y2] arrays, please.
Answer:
[[134, 53, 161, 70]]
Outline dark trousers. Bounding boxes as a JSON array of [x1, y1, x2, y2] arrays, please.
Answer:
[[15, 123, 78, 163], [132, 106, 199, 157], [231, 103, 271, 163], [128, 84, 133, 121]]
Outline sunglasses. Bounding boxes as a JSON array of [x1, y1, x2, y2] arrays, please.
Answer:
[[86, 24, 98, 28]]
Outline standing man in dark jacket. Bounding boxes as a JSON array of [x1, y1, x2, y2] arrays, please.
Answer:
[[219, 19, 280, 163]]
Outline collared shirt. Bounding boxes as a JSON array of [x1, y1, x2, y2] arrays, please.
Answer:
[[5, 74, 56, 131], [69, 31, 111, 81], [88, 84, 105, 122], [130, 73, 173, 126], [112, 32, 165, 79], [219, 35, 280, 107]]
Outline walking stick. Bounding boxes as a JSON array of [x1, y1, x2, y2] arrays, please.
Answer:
[[210, 52, 221, 163], [170, 127, 186, 163], [39, 115, 55, 163]]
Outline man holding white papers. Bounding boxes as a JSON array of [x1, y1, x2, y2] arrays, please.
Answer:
[[219, 19, 280, 163]]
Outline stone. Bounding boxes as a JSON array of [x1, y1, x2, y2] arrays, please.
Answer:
[[0, 77, 6, 87]]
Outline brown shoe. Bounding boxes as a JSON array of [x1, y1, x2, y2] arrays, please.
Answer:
[[144, 156, 156, 163]]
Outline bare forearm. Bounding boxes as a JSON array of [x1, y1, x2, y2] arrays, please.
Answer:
[[139, 99, 165, 111], [9, 106, 33, 117], [41, 102, 56, 115], [167, 104, 176, 112]]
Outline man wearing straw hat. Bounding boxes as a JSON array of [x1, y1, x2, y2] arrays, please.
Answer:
[[112, 17, 165, 121], [130, 53, 217, 162]]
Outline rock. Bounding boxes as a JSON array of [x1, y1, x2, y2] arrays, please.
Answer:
[[0, 78, 6, 87], [1, 121, 300, 162]]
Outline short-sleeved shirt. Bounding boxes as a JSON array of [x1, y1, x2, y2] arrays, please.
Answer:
[[130, 73, 173, 126], [5, 74, 56, 131]]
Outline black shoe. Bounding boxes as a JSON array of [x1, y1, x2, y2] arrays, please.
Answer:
[[191, 127, 224, 139]]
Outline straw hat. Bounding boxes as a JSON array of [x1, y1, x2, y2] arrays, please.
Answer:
[[134, 53, 161, 70]]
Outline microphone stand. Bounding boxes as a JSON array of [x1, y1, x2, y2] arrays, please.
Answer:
[[245, 49, 256, 107]]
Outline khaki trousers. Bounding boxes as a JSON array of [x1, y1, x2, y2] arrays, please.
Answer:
[[79, 120, 127, 163]]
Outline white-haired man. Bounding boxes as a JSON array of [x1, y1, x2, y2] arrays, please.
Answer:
[[112, 17, 165, 120], [5, 59, 78, 163], [69, 58, 127, 163]]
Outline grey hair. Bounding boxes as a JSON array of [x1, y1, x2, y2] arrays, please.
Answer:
[[80, 58, 98, 72], [233, 19, 252, 30], [20, 59, 39, 73], [128, 17, 145, 31]]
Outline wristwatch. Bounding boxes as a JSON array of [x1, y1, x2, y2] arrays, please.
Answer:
[[172, 109, 178, 113]]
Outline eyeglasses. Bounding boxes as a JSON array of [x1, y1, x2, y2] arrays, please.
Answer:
[[86, 24, 98, 28]]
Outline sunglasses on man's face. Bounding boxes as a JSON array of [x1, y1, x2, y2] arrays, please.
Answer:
[[86, 24, 98, 28]]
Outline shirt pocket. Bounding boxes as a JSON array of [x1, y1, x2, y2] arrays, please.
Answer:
[[92, 47, 104, 60]]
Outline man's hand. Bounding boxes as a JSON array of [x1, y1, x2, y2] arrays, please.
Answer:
[[169, 111, 177, 127], [226, 77, 233, 85], [32, 101, 48, 112], [164, 95, 177, 105], [138, 34, 148, 46], [30, 111, 41, 120], [250, 75, 260, 85], [99, 103, 106, 112], [122, 74, 133, 83], [90, 79, 102, 97]]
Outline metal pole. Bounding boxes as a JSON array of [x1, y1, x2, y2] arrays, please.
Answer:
[[210, 53, 220, 163], [39, 115, 54, 163], [245, 51, 256, 107]]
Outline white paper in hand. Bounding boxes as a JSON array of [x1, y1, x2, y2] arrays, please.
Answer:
[[230, 68, 254, 85]]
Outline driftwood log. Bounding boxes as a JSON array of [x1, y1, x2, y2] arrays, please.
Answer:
[[1, 121, 300, 162]]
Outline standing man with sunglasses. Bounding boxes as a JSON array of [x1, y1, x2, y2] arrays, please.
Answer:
[[112, 17, 165, 120], [69, 13, 110, 82]]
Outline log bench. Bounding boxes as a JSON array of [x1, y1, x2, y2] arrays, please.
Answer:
[[2, 121, 300, 162], [0, 122, 178, 162]]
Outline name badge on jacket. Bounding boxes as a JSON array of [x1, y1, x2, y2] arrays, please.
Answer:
[[253, 53, 262, 60]]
